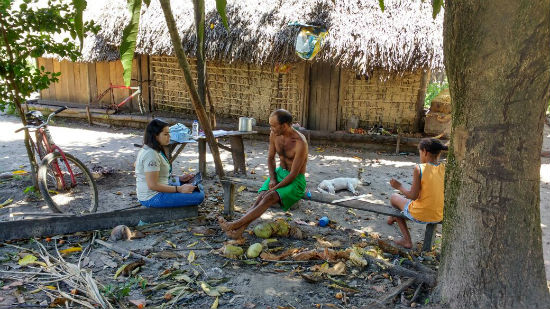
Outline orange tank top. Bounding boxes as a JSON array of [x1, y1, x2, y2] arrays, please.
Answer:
[[409, 163, 445, 222]]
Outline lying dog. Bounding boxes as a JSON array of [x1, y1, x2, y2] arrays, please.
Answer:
[[317, 177, 361, 195]]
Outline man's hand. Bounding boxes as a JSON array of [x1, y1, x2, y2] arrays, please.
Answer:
[[390, 178, 402, 190], [177, 184, 196, 193], [180, 173, 194, 183], [268, 179, 277, 190]]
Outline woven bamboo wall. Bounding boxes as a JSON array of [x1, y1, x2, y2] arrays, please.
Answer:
[[150, 56, 305, 125], [339, 70, 423, 131]]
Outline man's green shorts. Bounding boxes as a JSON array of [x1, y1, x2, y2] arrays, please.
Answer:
[[258, 167, 306, 211]]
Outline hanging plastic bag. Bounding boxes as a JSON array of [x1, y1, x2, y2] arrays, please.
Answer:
[[289, 22, 328, 60]]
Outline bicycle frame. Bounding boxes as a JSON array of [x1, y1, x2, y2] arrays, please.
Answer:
[[33, 126, 77, 190], [92, 83, 141, 111]]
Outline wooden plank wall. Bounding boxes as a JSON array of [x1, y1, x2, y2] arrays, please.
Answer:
[[38, 57, 150, 111], [307, 62, 340, 131]]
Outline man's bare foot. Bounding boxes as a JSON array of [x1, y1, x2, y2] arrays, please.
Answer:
[[225, 225, 246, 240], [218, 217, 233, 232], [393, 238, 412, 249], [387, 216, 397, 225]]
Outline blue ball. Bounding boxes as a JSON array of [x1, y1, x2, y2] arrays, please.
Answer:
[[319, 216, 329, 227]]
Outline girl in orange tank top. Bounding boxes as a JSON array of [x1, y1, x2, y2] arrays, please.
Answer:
[[387, 138, 447, 249]]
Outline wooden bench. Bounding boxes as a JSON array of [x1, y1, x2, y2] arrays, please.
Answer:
[[221, 177, 440, 252]]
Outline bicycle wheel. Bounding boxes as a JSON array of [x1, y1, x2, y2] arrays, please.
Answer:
[[38, 152, 98, 214]]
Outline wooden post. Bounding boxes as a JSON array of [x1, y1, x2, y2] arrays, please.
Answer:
[[422, 223, 437, 252], [222, 181, 235, 216], [159, 0, 225, 179], [229, 135, 246, 174], [198, 139, 207, 176]]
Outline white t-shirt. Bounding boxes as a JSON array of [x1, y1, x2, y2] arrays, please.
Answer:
[[135, 145, 171, 201]]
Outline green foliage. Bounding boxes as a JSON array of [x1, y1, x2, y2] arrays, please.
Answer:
[[432, 0, 443, 19], [120, 0, 142, 86], [215, 0, 229, 29], [23, 185, 36, 194], [120, 0, 228, 83], [424, 79, 448, 108], [101, 276, 147, 301], [376, 0, 443, 18], [0, 0, 96, 112]]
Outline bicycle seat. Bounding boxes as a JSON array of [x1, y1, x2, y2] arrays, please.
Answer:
[[25, 110, 44, 125]]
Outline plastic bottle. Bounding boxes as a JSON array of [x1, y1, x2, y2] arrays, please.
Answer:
[[192, 120, 199, 137], [319, 216, 329, 227]]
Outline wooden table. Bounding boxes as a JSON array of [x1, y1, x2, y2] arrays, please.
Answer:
[[167, 130, 257, 176]]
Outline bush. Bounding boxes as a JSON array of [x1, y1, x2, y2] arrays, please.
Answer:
[[425, 80, 449, 109]]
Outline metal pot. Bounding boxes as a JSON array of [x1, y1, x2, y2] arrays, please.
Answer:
[[238, 117, 256, 132]]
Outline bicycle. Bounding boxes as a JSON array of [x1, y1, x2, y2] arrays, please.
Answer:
[[15, 107, 99, 215], [91, 81, 145, 113]]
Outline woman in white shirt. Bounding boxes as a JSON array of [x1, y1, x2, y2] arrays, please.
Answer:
[[135, 119, 204, 207]]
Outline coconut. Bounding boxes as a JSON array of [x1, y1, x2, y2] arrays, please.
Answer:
[[254, 223, 274, 238], [273, 219, 290, 237], [246, 243, 263, 258], [223, 245, 243, 259]]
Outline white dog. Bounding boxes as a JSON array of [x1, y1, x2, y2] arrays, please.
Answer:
[[317, 177, 361, 195]]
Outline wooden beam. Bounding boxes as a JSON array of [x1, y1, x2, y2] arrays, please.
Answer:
[[0, 206, 198, 241]]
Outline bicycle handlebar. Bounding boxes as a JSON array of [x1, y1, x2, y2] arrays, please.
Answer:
[[14, 106, 68, 133]]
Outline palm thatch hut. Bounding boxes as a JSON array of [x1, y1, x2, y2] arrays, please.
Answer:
[[37, 0, 443, 132]]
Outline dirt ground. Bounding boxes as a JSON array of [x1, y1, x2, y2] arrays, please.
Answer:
[[0, 113, 549, 308]]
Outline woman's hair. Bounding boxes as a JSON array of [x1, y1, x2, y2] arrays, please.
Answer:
[[418, 138, 448, 155], [143, 119, 169, 152]]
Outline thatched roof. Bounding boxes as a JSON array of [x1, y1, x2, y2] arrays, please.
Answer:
[[78, 0, 443, 74]]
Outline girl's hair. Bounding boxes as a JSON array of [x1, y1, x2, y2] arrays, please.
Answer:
[[143, 119, 169, 152], [418, 138, 448, 155]]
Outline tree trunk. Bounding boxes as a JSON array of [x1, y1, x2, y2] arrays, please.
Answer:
[[440, 1, 550, 308], [159, 0, 225, 179], [0, 22, 39, 188], [192, 0, 206, 107]]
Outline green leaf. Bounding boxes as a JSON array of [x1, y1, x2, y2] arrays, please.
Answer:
[[215, 0, 229, 30], [432, 0, 443, 19], [72, 0, 87, 51], [120, 0, 142, 86], [378, 0, 384, 12]]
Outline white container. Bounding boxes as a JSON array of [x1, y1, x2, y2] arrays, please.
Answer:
[[192, 120, 199, 137], [238, 117, 256, 132]]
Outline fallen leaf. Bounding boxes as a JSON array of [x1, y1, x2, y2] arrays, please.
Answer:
[[237, 185, 246, 193], [122, 260, 145, 277], [129, 298, 146, 308], [211, 297, 219, 309], [49, 298, 67, 307], [174, 274, 193, 283], [372, 285, 385, 293], [2, 281, 23, 290], [0, 198, 13, 208], [188, 251, 196, 263], [12, 170, 27, 175], [59, 246, 82, 255], [17, 254, 45, 267], [311, 262, 346, 275], [315, 237, 341, 248], [155, 251, 180, 259], [165, 240, 177, 248], [44, 285, 56, 290], [187, 241, 199, 248], [200, 281, 220, 297], [114, 263, 128, 279]]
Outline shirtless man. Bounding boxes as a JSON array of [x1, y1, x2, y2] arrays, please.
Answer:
[[219, 109, 308, 239]]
